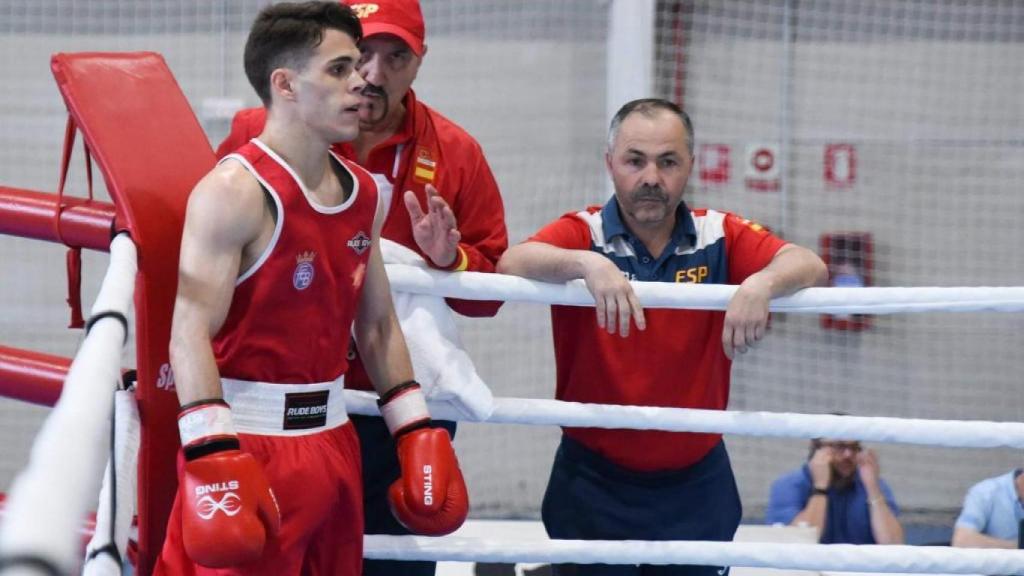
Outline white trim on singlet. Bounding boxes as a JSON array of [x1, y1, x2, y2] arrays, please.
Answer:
[[340, 160, 385, 231], [218, 153, 285, 286], [250, 138, 359, 215]]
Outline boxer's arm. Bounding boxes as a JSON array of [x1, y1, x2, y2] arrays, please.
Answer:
[[170, 164, 266, 405], [353, 198, 416, 397], [357, 196, 469, 534]]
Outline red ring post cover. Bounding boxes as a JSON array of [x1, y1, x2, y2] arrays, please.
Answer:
[[50, 52, 215, 575]]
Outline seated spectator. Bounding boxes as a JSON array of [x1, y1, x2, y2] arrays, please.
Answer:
[[766, 437, 904, 544], [952, 468, 1023, 548]]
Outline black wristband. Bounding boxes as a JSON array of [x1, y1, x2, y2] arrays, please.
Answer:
[[812, 487, 828, 496], [183, 436, 240, 461], [178, 398, 231, 414], [377, 380, 421, 406], [394, 419, 433, 438]]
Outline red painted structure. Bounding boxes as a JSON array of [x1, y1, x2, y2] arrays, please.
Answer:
[[0, 52, 214, 574], [0, 186, 115, 251], [0, 346, 73, 407]]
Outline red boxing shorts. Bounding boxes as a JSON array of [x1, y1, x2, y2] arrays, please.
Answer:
[[155, 378, 363, 576]]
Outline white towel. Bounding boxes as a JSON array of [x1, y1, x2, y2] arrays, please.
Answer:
[[379, 239, 495, 421]]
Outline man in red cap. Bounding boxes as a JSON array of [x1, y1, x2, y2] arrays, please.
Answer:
[[215, 1, 507, 574]]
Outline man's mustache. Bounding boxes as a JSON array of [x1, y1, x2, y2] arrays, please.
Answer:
[[359, 83, 389, 125], [633, 184, 668, 202], [361, 83, 387, 99]]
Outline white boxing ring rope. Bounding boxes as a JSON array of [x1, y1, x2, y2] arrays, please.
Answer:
[[368, 267, 1024, 573], [0, 234, 136, 575], [362, 535, 1024, 574], [2, 256, 1023, 574], [345, 392, 1024, 449], [385, 264, 1024, 314]]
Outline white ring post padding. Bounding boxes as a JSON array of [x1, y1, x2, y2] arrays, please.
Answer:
[[365, 535, 1024, 574], [344, 391, 1024, 449], [384, 264, 1024, 313], [0, 234, 136, 572]]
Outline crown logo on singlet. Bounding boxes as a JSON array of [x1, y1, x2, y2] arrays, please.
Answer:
[[293, 251, 316, 291], [347, 231, 371, 256]]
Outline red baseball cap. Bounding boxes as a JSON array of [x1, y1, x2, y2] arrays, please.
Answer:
[[344, 0, 426, 57]]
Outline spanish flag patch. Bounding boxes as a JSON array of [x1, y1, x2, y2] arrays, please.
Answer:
[[413, 146, 436, 184]]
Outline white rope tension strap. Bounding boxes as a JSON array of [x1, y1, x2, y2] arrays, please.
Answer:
[[344, 391, 1024, 449], [365, 535, 1024, 574], [385, 264, 1024, 314]]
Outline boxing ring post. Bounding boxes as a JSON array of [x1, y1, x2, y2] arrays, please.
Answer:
[[45, 52, 216, 575], [0, 52, 213, 575]]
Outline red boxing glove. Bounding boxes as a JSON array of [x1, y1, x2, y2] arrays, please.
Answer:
[[177, 400, 281, 568], [379, 382, 469, 536]]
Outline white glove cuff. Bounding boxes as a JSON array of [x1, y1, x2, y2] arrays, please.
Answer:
[[178, 401, 236, 448], [379, 384, 430, 437]]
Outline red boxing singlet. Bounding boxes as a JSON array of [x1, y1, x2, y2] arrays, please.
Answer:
[[213, 138, 379, 384]]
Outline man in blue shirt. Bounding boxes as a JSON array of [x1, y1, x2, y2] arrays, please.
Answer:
[[766, 438, 903, 544], [952, 469, 1024, 548]]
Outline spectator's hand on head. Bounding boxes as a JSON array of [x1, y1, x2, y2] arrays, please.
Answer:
[[581, 252, 645, 338], [404, 184, 461, 268], [856, 448, 882, 490], [809, 445, 833, 490], [722, 273, 773, 359]]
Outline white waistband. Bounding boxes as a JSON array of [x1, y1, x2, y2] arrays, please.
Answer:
[[221, 377, 348, 436]]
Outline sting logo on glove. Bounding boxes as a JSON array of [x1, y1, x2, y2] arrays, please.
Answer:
[[195, 480, 240, 496], [423, 465, 433, 505], [196, 493, 242, 520]]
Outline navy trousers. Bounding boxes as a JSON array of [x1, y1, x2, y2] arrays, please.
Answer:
[[542, 436, 742, 576]]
